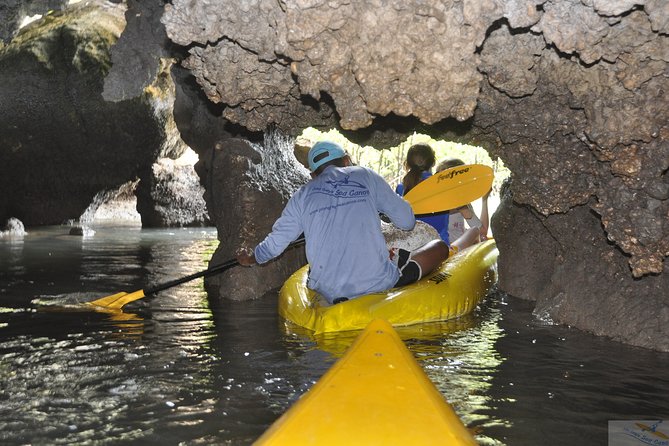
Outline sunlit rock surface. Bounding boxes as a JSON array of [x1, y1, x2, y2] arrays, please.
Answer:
[[136, 156, 209, 227], [84, 179, 141, 224], [0, 217, 27, 237]]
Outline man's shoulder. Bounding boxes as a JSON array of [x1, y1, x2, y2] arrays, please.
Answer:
[[320, 164, 373, 178], [344, 165, 378, 178]]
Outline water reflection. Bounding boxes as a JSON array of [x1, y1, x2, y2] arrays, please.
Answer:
[[0, 226, 225, 443], [2, 227, 669, 445]]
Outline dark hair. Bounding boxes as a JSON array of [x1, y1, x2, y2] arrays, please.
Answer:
[[401, 143, 436, 194], [436, 157, 464, 173]]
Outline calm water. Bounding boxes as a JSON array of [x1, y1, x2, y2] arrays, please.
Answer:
[[1, 226, 668, 445]]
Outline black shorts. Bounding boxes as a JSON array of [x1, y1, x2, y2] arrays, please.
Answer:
[[394, 248, 422, 288]]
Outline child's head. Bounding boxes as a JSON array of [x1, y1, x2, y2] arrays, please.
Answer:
[[405, 143, 436, 172], [436, 157, 465, 172], [401, 143, 436, 194]]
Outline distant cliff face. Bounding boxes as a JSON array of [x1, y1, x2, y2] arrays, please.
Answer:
[[0, 0, 666, 350]]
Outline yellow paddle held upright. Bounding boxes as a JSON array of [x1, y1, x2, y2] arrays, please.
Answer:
[[405, 163, 493, 215]]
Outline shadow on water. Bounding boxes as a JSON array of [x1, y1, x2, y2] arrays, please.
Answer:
[[473, 294, 669, 446]]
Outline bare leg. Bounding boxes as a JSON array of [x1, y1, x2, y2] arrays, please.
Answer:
[[410, 239, 450, 276], [479, 191, 490, 240], [451, 227, 480, 252]]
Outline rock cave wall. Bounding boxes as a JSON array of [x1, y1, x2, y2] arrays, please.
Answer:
[[0, 0, 202, 227]]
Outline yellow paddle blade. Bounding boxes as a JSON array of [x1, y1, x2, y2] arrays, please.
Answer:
[[404, 164, 494, 215], [87, 289, 146, 309]]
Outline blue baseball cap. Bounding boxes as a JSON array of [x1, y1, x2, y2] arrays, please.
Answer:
[[308, 141, 346, 172]]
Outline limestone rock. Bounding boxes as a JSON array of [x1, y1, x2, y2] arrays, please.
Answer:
[[0, 0, 184, 226], [203, 131, 309, 301], [136, 156, 210, 227], [0, 217, 27, 237]]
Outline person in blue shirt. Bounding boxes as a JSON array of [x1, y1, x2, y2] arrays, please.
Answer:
[[236, 140, 449, 304], [395, 143, 450, 243]]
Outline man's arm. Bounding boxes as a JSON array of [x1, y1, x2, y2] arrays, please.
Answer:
[[372, 169, 415, 230], [252, 194, 304, 265]]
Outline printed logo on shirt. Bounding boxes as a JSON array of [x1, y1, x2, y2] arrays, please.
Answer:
[[308, 198, 368, 216], [311, 174, 370, 199], [326, 175, 366, 190]]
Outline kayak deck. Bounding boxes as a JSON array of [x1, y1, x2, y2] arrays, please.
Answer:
[[254, 318, 477, 445], [279, 239, 498, 333]]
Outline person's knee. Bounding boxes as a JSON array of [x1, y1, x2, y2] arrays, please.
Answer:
[[411, 239, 449, 277], [422, 239, 449, 261], [433, 239, 450, 260]]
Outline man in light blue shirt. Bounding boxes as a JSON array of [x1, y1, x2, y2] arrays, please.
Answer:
[[237, 141, 449, 304]]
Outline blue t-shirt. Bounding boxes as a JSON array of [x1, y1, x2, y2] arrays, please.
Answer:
[[255, 165, 415, 303], [396, 172, 450, 244]]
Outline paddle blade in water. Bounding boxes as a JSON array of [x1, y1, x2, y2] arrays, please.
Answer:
[[404, 164, 494, 215], [88, 290, 146, 309]]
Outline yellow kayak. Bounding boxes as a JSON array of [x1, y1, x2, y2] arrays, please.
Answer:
[[278, 239, 498, 333], [254, 318, 477, 445]]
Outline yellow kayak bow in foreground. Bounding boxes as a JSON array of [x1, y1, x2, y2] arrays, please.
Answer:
[[254, 318, 477, 445]]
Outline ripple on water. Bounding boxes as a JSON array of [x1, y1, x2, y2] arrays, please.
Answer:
[[3, 228, 669, 445]]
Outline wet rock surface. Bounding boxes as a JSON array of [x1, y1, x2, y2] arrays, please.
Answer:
[[494, 186, 669, 351], [201, 133, 308, 301]]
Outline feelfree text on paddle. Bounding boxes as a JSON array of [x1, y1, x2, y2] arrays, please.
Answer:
[[436, 166, 471, 182]]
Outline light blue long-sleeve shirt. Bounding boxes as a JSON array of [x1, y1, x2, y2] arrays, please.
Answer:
[[254, 165, 415, 303]]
